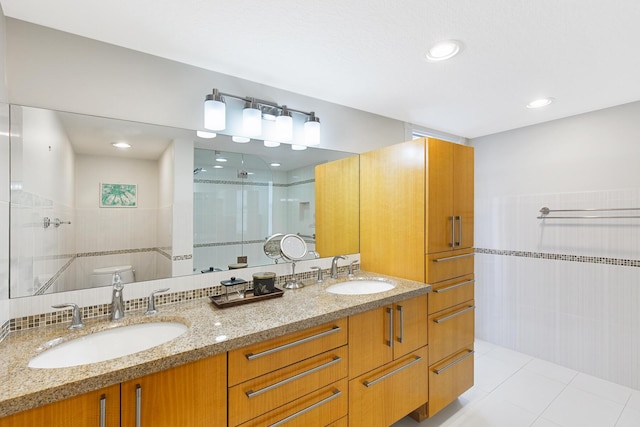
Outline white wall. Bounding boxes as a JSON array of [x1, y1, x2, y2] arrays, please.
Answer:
[[5, 19, 406, 155], [0, 5, 8, 333], [472, 101, 640, 389]]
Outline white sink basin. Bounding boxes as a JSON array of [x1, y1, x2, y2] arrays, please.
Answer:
[[326, 278, 395, 295], [29, 321, 188, 369]]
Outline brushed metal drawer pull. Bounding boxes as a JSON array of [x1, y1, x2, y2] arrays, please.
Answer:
[[433, 350, 474, 375], [450, 216, 456, 248], [363, 356, 423, 387], [433, 306, 475, 323], [246, 356, 342, 398], [246, 325, 341, 360], [456, 215, 463, 247], [135, 385, 142, 427], [433, 279, 475, 293], [99, 395, 106, 427], [397, 305, 404, 344], [268, 389, 342, 427], [387, 307, 394, 348], [433, 253, 475, 263]]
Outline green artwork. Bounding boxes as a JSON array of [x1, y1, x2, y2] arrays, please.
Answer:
[[100, 183, 137, 207]]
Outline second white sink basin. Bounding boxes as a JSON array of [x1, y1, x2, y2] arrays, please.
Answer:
[[29, 321, 188, 369], [326, 278, 395, 295]]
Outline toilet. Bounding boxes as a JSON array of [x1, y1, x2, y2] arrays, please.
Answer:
[[89, 265, 135, 287]]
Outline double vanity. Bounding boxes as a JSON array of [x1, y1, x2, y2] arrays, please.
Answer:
[[0, 272, 431, 426]]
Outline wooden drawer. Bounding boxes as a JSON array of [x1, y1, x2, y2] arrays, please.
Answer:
[[428, 301, 475, 364], [428, 346, 474, 416], [428, 274, 474, 315], [237, 378, 348, 427], [426, 248, 474, 284], [229, 318, 348, 386], [229, 346, 348, 426], [349, 346, 429, 427]]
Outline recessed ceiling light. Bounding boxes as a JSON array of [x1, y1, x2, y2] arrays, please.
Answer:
[[196, 130, 217, 139], [526, 97, 555, 109], [425, 40, 462, 62], [291, 144, 307, 151], [213, 165, 223, 169], [264, 140, 281, 148], [215, 157, 227, 163], [270, 163, 281, 167], [232, 136, 250, 143], [111, 142, 131, 149]]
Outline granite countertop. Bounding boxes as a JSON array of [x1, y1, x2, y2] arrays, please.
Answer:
[[0, 271, 430, 418]]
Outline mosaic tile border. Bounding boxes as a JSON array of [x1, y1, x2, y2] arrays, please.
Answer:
[[475, 248, 640, 267], [4, 265, 357, 337]]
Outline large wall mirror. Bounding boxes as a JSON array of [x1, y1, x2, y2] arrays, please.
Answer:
[[9, 105, 358, 298]]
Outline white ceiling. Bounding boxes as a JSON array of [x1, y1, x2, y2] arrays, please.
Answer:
[[3, 0, 640, 139]]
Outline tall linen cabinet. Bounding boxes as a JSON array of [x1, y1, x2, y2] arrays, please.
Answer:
[[360, 137, 475, 420]]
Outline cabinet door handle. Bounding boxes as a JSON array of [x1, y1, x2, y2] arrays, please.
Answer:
[[450, 216, 456, 247], [246, 356, 342, 398], [433, 350, 474, 375], [433, 279, 475, 293], [246, 325, 341, 360], [99, 395, 106, 427], [135, 385, 142, 427], [432, 253, 475, 263], [386, 307, 394, 348], [433, 305, 475, 323], [363, 355, 423, 387], [456, 215, 462, 246], [396, 305, 404, 344], [268, 389, 342, 427]]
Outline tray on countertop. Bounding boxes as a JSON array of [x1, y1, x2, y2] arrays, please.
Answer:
[[209, 287, 284, 308]]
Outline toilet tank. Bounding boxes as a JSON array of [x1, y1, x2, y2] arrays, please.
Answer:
[[89, 265, 135, 287]]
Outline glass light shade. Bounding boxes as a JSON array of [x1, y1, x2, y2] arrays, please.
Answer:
[[196, 130, 217, 139], [264, 140, 281, 148], [304, 119, 321, 146], [232, 136, 250, 143], [275, 113, 293, 141], [292, 144, 308, 151], [243, 107, 262, 137], [204, 99, 226, 130]]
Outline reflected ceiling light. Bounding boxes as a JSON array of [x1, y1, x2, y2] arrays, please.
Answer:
[[204, 89, 226, 131], [232, 136, 250, 143], [202, 88, 321, 145], [304, 112, 321, 146], [264, 140, 281, 148], [112, 142, 131, 149], [526, 97, 555, 109], [243, 98, 262, 137], [275, 105, 293, 142], [425, 40, 462, 61], [270, 162, 281, 167], [196, 130, 217, 139], [213, 165, 224, 169], [292, 144, 308, 151]]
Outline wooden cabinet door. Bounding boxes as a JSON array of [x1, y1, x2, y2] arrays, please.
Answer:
[[0, 384, 120, 427], [427, 138, 454, 254], [452, 143, 474, 249], [121, 354, 226, 427], [393, 293, 428, 360], [349, 305, 393, 379], [315, 155, 360, 257]]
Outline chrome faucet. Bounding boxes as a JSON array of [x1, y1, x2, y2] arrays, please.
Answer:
[[331, 255, 347, 279], [52, 303, 85, 330], [110, 272, 125, 321]]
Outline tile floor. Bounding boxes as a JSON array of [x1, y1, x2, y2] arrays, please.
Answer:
[[392, 340, 640, 427]]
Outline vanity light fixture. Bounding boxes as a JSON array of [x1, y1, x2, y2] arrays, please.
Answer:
[[292, 144, 308, 151], [270, 162, 281, 167], [264, 140, 281, 148], [196, 130, 217, 139], [213, 165, 224, 169], [425, 40, 462, 62], [203, 88, 321, 145], [526, 97, 555, 109], [232, 136, 250, 143], [111, 142, 131, 149]]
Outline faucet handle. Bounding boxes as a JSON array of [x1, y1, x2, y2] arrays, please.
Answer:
[[310, 266, 323, 283], [348, 260, 358, 278], [52, 303, 85, 330], [145, 288, 170, 315]]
